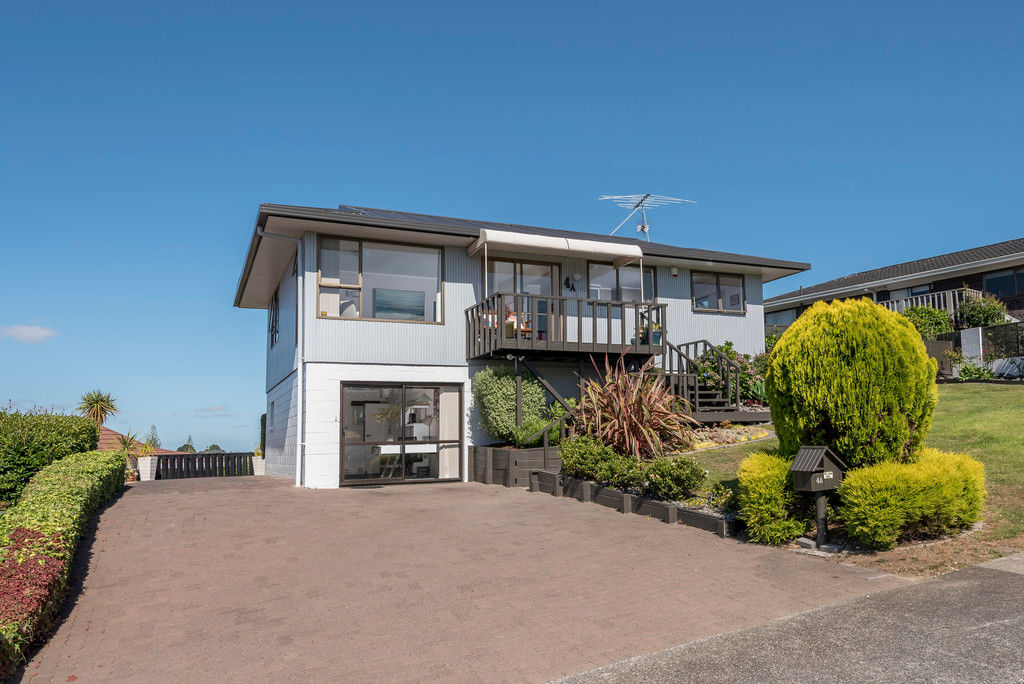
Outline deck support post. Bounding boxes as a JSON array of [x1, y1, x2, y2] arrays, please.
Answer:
[[514, 356, 522, 427]]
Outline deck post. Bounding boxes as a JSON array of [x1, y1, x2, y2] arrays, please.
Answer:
[[514, 356, 522, 427]]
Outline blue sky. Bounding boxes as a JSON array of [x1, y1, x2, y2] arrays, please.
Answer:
[[2, 2, 1022, 449]]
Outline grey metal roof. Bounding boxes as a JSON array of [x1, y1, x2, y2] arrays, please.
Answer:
[[790, 445, 847, 472], [257, 203, 811, 271], [767, 236, 1024, 305]]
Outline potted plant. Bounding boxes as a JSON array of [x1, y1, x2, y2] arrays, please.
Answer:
[[137, 441, 159, 481], [633, 322, 663, 346]]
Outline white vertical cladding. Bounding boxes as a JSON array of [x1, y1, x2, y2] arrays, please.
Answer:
[[305, 240, 480, 366], [265, 372, 298, 480], [266, 260, 299, 391], [657, 266, 766, 356], [302, 362, 472, 488]]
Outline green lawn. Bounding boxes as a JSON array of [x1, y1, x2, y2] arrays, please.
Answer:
[[693, 384, 1024, 537]]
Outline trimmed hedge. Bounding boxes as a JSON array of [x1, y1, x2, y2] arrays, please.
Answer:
[[766, 298, 938, 468], [472, 367, 545, 442], [0, 451, 125, 678], [736, 451, 810, 544], [838, 449, 986, 550], [559, 436, 706, 499], [902, 306, 953, 340], [0, 409, 100, 506]]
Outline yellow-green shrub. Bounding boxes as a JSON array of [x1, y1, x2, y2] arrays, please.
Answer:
[[838, 449, 986, 550], [766, 298, 938, 467], [737, 451, 810, 544]]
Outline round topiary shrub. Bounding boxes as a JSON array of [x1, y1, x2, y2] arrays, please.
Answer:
[[765, 298, 938, 468]]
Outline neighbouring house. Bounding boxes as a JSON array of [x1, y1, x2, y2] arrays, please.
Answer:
[[233, 203, 810, 488], [97, 427, 185, 455], [765, 236, 1024, 329]]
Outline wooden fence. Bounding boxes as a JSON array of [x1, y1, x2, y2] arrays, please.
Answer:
[[157, 452, 255, 480], [470, 446, 561, 487]]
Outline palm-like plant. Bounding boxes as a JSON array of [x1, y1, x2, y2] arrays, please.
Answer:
[[576, 354, 698, 461], [115, 429, 141, 468], [76, 390, 118, 425]]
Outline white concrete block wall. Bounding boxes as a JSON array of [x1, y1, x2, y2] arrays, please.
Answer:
[[301, 363, 472, 488], [265, 372, 298, 480]]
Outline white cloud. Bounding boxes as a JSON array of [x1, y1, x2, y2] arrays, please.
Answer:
[[193, 404, 235, 418], [0, 325, 57, 343]]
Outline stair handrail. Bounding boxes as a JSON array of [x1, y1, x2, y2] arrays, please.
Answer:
[[662, 339, 743, 409]]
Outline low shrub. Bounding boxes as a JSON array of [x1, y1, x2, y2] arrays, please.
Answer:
[[644, 456, 707, 501], [0, 450, 125, 677], [958, 293, 1008, 329], [838, 448, 986, 550], [472, 367, 545, 442], [0, 408, 100, 506], [902, 306, 953, 340], [958, 362, 997, 381], [737, 451, 810, 544], [694, 341, 765, 403], [511, 417, 549, 448], [559, 437, 704, 498]]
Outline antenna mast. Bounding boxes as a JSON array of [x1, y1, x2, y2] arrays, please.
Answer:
[[599, 193, 695, 240]]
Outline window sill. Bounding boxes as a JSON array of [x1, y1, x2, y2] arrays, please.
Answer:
[[691, 307, 747, 316], [317, 315, 444, 326]]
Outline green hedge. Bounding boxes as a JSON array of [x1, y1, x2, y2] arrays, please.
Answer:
[[902, 306, 953, 340], [736, 451, 810, 544], [559, 436, 705, 498], [0, 409, 99, 506], [838, 449, 986, 550], [472, 367, 545, 442], [0, 451, 125, 678]]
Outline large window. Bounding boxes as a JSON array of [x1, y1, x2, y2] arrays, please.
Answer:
[[984, 269, 1024, 298], [341, 384, 461, 483], [318, 237, 443, 322], [587, 263, 655, 302], [692, 272, 745, 313]]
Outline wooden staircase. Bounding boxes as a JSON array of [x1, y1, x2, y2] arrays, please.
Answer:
[[658, 340, 746, 418]]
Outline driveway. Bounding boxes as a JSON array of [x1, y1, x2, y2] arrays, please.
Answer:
[[22, 478, 906, 682], [561, 553, 1024, 683]]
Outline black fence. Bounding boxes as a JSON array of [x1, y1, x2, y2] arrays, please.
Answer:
[[157, 452, 255, 480], [984, 322, 1024, 360]]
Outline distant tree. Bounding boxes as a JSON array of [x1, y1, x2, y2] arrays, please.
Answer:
[[177, 435, 196, 453], [202, 444, 224, 453], [76, 390, 118, 426], [145, 424, 162, 449]]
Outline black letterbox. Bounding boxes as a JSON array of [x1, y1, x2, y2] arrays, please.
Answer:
[[790, 446, 848, 493]]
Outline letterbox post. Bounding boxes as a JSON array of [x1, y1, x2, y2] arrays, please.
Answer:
[[789, 445, 848, 550], [815, 491, 828, 547]]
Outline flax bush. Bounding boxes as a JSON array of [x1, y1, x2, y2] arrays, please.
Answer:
[[765, 298, 938, 468]]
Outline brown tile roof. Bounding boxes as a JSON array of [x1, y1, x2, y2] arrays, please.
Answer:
[[98, 427, 185, 455], [766, 236, 1024, 304]]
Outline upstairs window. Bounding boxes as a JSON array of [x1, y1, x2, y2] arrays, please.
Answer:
[[268, 289, 280, 347], [692, 272, 745, 313], [984, 269, 1023, 298], [318, 237, 443, 322], [587, 263, 655, 302]]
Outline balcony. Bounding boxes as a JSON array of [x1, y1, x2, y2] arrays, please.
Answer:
[[879, 287, 984, 317], [466, 292, 667, 360]]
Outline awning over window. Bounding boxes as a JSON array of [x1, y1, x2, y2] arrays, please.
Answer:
[[467, 228, 643, 267]]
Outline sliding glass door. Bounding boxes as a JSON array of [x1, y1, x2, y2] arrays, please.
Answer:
[[340, 383, 462, 484], [487, 259, 560, 342]]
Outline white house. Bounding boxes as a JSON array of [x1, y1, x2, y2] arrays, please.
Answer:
[[233, 203, 809, 488]]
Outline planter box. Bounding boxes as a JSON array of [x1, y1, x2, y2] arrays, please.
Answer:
[[252, 456, 266, 476], [530, 469, 562, 496], [592, 484, 631, 513], [470, 446, 561, 487], [563, 476, 594, 503], [678, 507, 736, 538], [631, 497, 679, 524], [137, 456, 158, 482]]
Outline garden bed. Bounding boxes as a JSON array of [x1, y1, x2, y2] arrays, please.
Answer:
[[529, 471, 736, 538], [684, 424, 773, 452]]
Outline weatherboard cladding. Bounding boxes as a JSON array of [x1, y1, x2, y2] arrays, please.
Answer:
[[767, 236, 1024, 303]]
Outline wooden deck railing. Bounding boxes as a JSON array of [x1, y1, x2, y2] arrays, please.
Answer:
[[879, 288, 984, 317], [466, 292, 667, 359]]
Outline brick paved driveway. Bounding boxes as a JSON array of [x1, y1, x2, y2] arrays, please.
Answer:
[[23, 478, 906, 682]]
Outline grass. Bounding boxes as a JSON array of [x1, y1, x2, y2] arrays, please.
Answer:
[[690, 383, 1024, 572]]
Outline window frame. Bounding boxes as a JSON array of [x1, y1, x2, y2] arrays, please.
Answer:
[[339, 381, 464, 486], [690, 271, 747, 314], [316, 235, 445, 325], [585, 261, 657, 302], [268, 288, 280, 347], [983, 268, 1022, 298]]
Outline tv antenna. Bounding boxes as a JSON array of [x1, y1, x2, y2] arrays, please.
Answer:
[[599, 193, 695, 240]]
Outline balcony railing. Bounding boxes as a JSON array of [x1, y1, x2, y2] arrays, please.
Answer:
[[879, 288, 984, 317], [466, 292, 667, 359]]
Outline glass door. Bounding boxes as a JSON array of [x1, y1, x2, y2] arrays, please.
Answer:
[[487, 259, 560, 343], [341, 384, 462, 484]]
